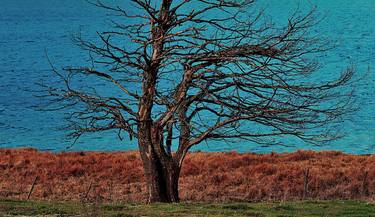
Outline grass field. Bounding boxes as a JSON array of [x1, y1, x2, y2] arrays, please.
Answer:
[[2, 149, 375, 202], [0, 199, 374, 217]]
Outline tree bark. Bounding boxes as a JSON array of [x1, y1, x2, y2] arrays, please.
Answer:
[[139, 144, 180, 203], [145, 153, 180, 203], [138, 123, 180, 203]]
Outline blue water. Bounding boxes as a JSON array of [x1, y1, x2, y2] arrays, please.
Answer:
[[0, 0, 374, 153]]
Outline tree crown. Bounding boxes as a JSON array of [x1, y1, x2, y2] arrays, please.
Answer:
[[44, 0, 355, 161]]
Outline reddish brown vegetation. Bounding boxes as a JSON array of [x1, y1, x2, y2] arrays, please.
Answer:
[[0, 148, 374, 202]]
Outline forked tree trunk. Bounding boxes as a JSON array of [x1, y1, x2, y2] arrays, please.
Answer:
[[139, 148, 180, 203], [138, 122, 181, 203], [144, 153, 180, 203]]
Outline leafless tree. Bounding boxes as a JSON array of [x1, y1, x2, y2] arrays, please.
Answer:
[[43, 0, 356, 202]]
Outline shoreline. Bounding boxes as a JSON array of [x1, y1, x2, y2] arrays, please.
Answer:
[[1, 148, 374, 202], [2, 147, 374, 156]]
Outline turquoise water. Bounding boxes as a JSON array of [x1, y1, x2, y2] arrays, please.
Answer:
[[0, 0, 374, 153]]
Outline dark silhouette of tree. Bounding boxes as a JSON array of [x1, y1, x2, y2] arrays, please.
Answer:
[[44, 0, 355, 202]]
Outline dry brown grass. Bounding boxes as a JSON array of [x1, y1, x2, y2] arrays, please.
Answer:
[[0, 148, 374, 202]]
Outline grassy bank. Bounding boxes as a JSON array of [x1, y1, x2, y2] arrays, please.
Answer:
[[1, 149, 375, 202], [1, 199, 375, 217]]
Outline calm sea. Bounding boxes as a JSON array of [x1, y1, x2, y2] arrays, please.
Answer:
[[0, 0, 374, 153]]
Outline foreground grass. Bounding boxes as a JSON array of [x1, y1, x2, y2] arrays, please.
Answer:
[[1, 199, 375, 217]]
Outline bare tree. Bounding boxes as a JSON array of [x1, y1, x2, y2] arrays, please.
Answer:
[[44, 0, 355, 202]]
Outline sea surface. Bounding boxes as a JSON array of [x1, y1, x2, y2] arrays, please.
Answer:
[[0, 0, 375, 153]]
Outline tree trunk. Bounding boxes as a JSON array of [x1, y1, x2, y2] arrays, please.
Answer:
[[146, 154, 180, 203], [137, 123, 181, 203], [139, 147, 180, 203]]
